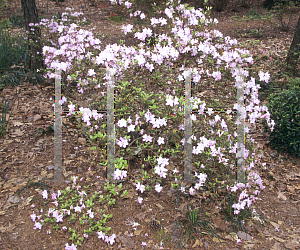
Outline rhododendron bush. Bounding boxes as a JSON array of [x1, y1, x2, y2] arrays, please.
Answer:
[[27, 0, 276, 247]]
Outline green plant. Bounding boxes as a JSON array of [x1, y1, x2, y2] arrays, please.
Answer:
[[175, 203, 219, 249], [0, 0, 8, 12], [16, 178, 51, 196], [0, 68, 48, 90], [248, 29, 262, 38], [34, 125, 54, 138], [246, 8, 260, 19], [213, 0, 227, 12], [145, 34, 159, 47], [34, 123, 67, 138], [131, 0, 161, 17], [108, 13, 126, 23], [28, 176, 123, 248], [232, 8, 274, 38], [220, 193, 253, 235], [257, 76, 279, 101], [78, 18, 92, 26], [286, 76, 300, 89], [0, 18, 10, 30], [0, 70, 19, 89], [262, 85, 300, 157], [8, 14, 24, 28], [152, 227, 172, 245], [0, 28, 29, 74], [271, 0, 298, 31]]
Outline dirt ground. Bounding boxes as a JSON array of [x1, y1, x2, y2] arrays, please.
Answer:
[[1, 0, 300, 249]]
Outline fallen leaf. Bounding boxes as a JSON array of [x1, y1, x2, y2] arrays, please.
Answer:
[[287, 185, 295, 192], [64, 160, 74, 165], [0, 222, 15, 233], [178, 202, 186, 212], [135, 212, 146, 221], [78, 137, 86, 145], [117, 235, 135, 248], [40, 169, 47, 177], [277, 192, 287, 201], [156, 203, 164, 210], [271, 242, 282, 250], [33, 114, 41, 122], [225, 233, 238, 241], [123, 190, 135, 199], [244, 243, 255, 249], [277, 220, 283, 225], [269, 221, 279, 229], [273, 236, 285, 243], [192, 239, 203, 247], [13, 121, 23, 126], [211, 215, 227, 231], [285, 239, 300, 249], [134, 229, 142, 235], [7, 195, 20, 204], [11, 129, 24, 136], [213, 237, 224, 242], [289, 234, 300, 238]]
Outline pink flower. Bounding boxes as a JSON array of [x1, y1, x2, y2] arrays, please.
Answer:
[[33, 221, 42, 230], [236, 239, 242, 244], [65, 243, 77, 250], [30, 212, 36, 222], [137, 197, 143, 204], [155, 183, 163, 193], [98, 231, 105, 240], [41, 190, 48, 199]]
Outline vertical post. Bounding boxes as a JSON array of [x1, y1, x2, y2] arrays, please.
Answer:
[[184, 69, 193, 183], [53, 68, 114, 184], [106, 68, 116, 182], [236, 68, 245, 183], [54, 69, 63, 184]]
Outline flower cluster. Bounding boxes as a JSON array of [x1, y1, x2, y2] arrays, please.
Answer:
[[30, 176, 117, 249]]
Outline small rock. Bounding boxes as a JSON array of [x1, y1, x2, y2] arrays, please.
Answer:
[[7, 195, 20, 204]]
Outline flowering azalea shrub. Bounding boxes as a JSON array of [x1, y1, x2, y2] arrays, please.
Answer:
[[28, 0, 275, 248], [30, 175, 121, 249]]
